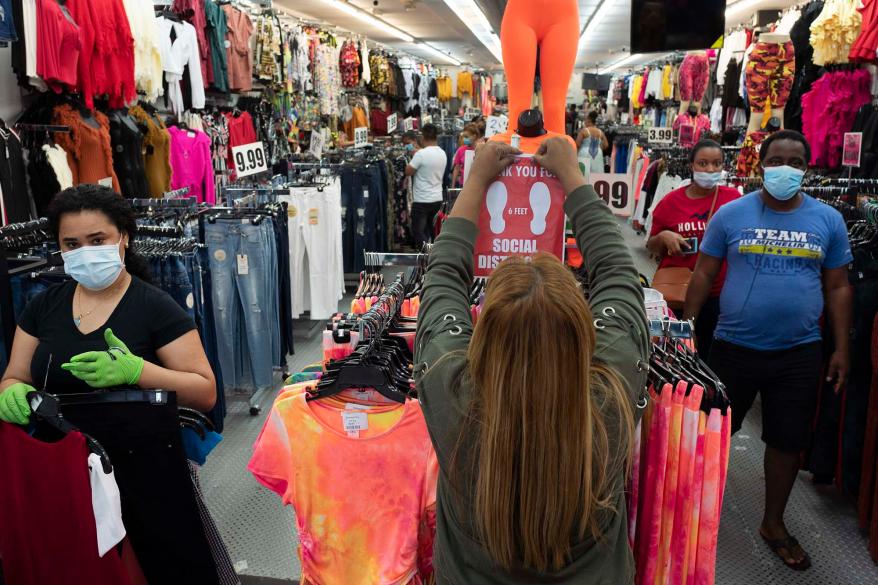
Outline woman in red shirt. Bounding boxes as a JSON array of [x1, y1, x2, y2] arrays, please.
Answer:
[[648, 139, 739, 358]]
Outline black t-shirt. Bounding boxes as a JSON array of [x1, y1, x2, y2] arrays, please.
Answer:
[[18, 277, 196, 394]]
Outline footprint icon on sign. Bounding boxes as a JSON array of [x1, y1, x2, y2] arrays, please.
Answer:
[[529, 182, 550, 236], [486, 181, 508, 234]]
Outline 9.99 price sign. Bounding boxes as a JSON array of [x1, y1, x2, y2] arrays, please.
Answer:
[[231, 142, 268, 178], [588, 173, 635, 217]]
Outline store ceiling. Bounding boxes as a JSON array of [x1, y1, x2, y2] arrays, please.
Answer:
[[276, 0, 803, 71]]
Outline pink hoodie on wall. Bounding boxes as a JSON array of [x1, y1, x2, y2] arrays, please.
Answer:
[[168, 126, 215, 204]]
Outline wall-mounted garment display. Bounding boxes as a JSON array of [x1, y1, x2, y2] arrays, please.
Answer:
[[850, 0, 878, 62], [172, 0, 211, 86], [35, 0, 80, 92], [53, 105, 120, 193], [224, 110, 257, 181], [108, 111, 149, 199], [204, 0, 229, 93], [168, 126, 215, 204], [129, 105, 172, 198], [157, 16, 205, 116], [223, 3, 254, 92], [0, 126, 32, 225], [802, 68, 872, 168], [810, 0, 863, 66], [678, 52, 710, 104], [122, 0, 163, 102]]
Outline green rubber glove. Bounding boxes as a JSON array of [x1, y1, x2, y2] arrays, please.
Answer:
[[61, 328, 145, 388], [0, 383, 35, 425]]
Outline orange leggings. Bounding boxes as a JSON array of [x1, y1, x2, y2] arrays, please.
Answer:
[[501, 0, 579, 135]]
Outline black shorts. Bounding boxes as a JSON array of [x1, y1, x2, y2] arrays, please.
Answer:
[[708, 339, 823, 453]]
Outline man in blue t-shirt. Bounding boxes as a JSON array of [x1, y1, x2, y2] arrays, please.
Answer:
[[684, 130, 852, 571]]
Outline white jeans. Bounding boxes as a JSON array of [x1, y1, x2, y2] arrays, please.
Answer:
[[280, 179, 345, 320]]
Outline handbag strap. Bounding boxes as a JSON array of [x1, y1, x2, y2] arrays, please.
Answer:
[[706, 186, 720, 224]]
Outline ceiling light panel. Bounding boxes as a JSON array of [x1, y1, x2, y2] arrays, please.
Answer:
[[440, 0, 503, 63], [316, 0, 414, 42]]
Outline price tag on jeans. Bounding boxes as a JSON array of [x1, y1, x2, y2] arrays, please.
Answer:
[[354, 127, 369, 148], [363, 188, 369, 200], [231, 141, 268, 178], [309, 130, 325, 159], [648, 127, 673, 144], [403, 117, 415, 132], [236, 254, 249, 275], [387, 113, 398, 133]]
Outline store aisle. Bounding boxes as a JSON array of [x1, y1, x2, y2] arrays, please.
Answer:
[[199, 220, 878, 584]]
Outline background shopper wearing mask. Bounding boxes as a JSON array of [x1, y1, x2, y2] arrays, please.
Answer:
[[451, 124, 479, 188], [684, 130, 853, 571], [648, 139, 739, 357], [0, 185, 216, 425], [406, 124, 448, 249]]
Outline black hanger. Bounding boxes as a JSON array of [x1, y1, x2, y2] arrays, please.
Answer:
[[27, 391, 113, 473]]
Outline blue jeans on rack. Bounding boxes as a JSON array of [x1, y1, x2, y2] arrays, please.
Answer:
[[341, 165, 386, 273], [205, 219, 277, 392]]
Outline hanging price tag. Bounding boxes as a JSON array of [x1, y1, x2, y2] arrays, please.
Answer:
[[231, 142, 268, 178], [588, 173, 636, 218], [387, 113, 398, 133], [403, 117, 415, 132], [353, 127, 369, 148], [309, 130, 325, 159], [485, 115, 508, 138], [648, 127, 674, 144]]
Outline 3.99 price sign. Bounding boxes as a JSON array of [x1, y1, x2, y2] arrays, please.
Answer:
[[231, 142, 268, 178], [588, 173, 635, 217], [648, 127, 673, 144]]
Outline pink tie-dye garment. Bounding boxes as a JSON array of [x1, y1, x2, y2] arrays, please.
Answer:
[[686, 412, 708, 585], [670, 384, 704, 584], [636, 383, 673, 585], [694, 409, 724, 585], [656, 381, 688, 583], [628, 417, 644, 548], [249, 391, 439, 585]]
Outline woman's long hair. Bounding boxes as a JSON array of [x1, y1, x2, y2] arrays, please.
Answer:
[[47, 184, 153, 284], [464, 253, 635, 572]]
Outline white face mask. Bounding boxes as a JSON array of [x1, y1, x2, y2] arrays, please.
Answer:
[[61, 238, 124, 291], [692, 171, 723, 189]]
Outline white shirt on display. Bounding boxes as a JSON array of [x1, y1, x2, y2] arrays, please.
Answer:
[[410, 146, 447, 203]]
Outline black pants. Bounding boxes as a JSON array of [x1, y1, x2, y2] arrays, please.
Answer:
[[411, 201, 442, 249], [708, 339, 823, 453], [694, 296, 720, 361]]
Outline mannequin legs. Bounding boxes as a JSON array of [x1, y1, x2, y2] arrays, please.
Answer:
[[500, 0, 579, 135], [500, 16, 538, 133], [538, 18, 579, 134]]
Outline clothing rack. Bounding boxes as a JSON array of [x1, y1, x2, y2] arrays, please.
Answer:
[[13, 123, 70, 134], [363, 252, 426, 267]]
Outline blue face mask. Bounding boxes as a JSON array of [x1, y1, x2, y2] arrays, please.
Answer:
[[62, 239, 124, 291], [405, 143, 415, 152], [763, 165, 805, 201], [692, 171, 722, 189], [463, 138, 473, 146]]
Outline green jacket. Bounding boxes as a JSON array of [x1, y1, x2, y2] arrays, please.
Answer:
[[414, 184, 650, 584]]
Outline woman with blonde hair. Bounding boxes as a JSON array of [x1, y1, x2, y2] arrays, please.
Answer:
[[415, 138, 649, 583]]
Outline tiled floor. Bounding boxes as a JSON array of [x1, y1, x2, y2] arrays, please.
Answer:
[[199, 220, 878, 583]]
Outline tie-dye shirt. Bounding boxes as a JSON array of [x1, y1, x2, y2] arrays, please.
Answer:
[[248, 387, 438, 585]]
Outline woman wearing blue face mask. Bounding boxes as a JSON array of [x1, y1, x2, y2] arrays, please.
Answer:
[[647, 139, 740, 358], [0, 185, 216, 425]]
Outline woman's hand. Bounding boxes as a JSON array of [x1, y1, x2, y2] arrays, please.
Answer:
[[62, 328, 145, 388], [658, 230, 692, 256], [533, 137, 585, 194], [467, 142, 520, 189], [0, 382, 35, 425], [450, 142, 520, 223]]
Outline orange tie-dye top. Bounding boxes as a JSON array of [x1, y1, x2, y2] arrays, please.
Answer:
[[248, 386, 439, 585]]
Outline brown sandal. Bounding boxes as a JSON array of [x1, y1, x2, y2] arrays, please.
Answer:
[[760, 531, 812, 571]]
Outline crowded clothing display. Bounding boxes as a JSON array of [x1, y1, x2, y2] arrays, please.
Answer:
[[2, 0, 878, 584]]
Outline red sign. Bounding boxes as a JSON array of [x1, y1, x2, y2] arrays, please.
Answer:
[[843, 132, 863, 167], [473, 156, 566, 277]]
